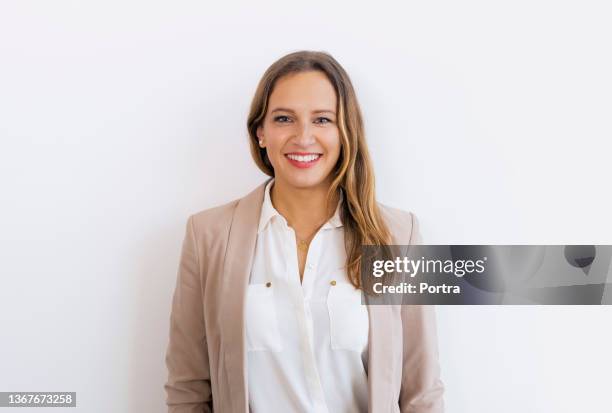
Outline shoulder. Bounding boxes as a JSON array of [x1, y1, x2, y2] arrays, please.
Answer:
[[178, 198, 242, 269], [183, 179, 268, 245], [188, 198, 240, 239], [377, 202, 421, 245], [378, 202, 416, 229]]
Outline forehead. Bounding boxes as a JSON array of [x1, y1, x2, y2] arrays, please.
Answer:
[[268, 71, 337, 110]]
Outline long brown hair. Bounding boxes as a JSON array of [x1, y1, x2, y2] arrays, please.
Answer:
[[247, 50, 392, 289]]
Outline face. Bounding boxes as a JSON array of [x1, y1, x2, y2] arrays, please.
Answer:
[[256, 70, 341, 190]]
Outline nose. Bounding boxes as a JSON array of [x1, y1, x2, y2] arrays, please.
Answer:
[[292, 121, 316, 147]]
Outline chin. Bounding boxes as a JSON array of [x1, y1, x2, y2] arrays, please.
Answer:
[[282, 173, 329, 189]]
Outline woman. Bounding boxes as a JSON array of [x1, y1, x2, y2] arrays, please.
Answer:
[[164, 50, 444, 413]]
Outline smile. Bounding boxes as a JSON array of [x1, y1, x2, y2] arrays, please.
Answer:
[[284, 152, 322, 169]]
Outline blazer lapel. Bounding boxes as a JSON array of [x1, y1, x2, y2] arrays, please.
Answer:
[[367, 204, 408, 412], [366, 303, 395, 412], [219, 179, 270, 413]]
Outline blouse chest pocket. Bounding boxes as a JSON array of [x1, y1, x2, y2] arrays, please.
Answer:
[[245, 284, 283, 352], [327, 282, 369, 352]]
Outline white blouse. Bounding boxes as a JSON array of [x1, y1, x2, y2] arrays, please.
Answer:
[[246, 178, 369, 413]]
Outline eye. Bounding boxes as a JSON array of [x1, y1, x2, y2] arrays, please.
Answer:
[[274, 115, 291, 123], [315, 117, 332, 124]]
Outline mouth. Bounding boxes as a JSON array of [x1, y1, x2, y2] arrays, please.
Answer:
[[284, 152, 323, 169]]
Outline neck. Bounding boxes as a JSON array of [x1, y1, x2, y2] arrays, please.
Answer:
[[270, 176, 339, 232]]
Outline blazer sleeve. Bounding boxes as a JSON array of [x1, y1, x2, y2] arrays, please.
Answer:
[[164, 215, 213, 412], [399, 213, 445, 412]]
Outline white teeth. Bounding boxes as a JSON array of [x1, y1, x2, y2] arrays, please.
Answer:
[[286, 154, 321, 162]]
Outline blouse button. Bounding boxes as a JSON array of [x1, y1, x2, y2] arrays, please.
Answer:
[[266, 282, 272, 288], [330, 280, 336, 286]]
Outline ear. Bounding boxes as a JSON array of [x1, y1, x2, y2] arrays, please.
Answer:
[[256, 126, 265, 147]]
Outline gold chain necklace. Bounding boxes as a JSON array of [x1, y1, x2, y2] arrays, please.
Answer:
[[292, 226, 318, 253], [290, 214, 331, 253]]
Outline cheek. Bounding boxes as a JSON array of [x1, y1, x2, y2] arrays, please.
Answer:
[[263, 130, 285, 157], [323, 132, 342, 161]]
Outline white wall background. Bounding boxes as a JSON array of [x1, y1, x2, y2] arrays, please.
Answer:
[[1, 1, 611, 412]]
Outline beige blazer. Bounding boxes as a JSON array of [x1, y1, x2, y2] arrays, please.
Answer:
[[164, 179, 445, 413]]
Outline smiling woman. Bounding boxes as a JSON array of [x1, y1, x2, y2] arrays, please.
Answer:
[[164, 50, 445, 413], [255, 70, 341, 188]]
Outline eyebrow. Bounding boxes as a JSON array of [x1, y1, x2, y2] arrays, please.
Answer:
[[270, 107, 336, 115]]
